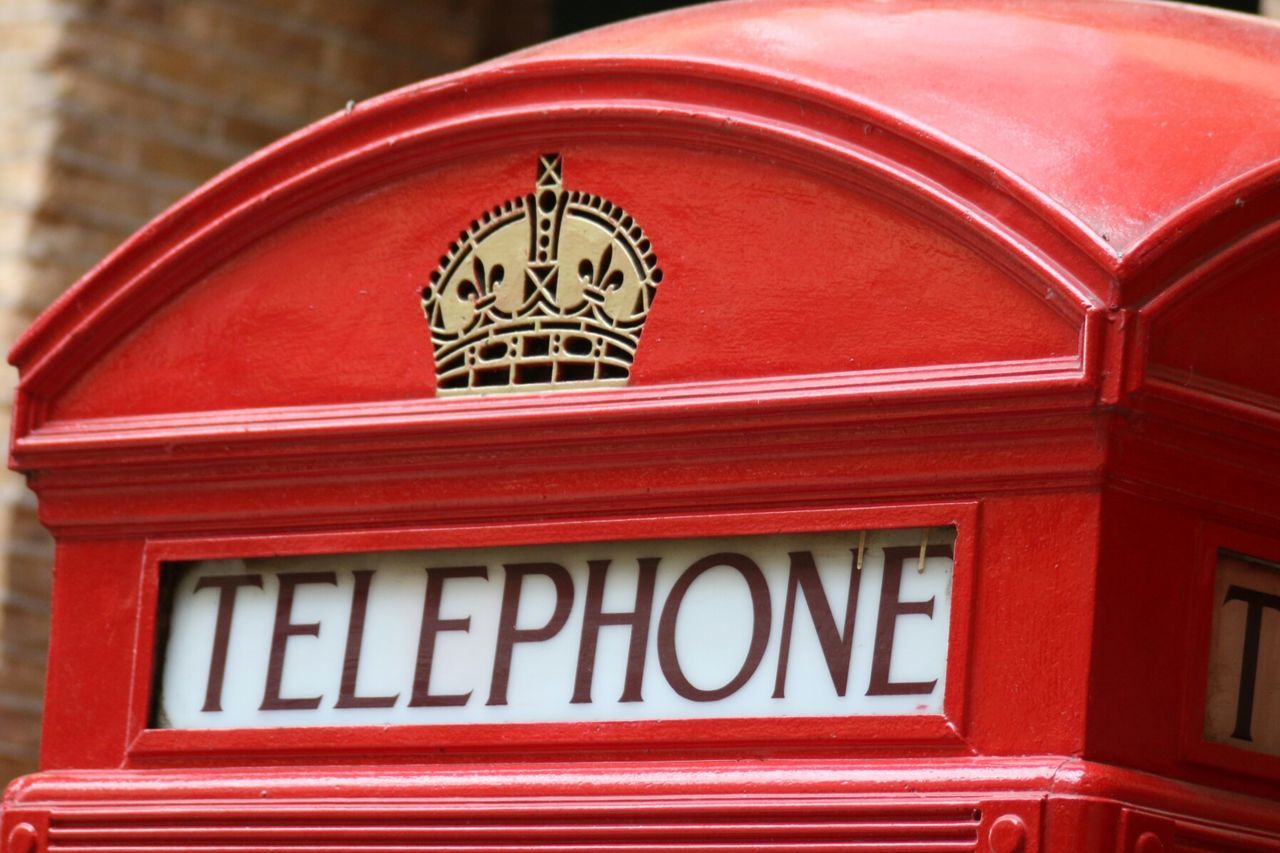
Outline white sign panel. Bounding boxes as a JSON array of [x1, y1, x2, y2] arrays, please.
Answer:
[[1205, 551, 1280, 757], [156, 528, 955, 729]]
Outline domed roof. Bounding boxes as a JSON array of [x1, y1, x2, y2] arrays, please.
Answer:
[[512, 0, 1280, 258], [10, 0, 1280, 466]]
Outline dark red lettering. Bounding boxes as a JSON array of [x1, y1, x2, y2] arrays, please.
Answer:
[[772, 549, 860, 698], [571, 557, 659, 704], [658, 552, 771, 702], [487, 563, 574, 706], [260, 571, 337, 711], [410, 566, 488, 707], [866, 544, 950, 696], [193, 574, 263, 713], [335, 569, 398, 709]]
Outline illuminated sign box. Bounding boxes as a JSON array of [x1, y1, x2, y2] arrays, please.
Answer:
[[1205, 550, 1280, 759], [155, 527, 955, 729]]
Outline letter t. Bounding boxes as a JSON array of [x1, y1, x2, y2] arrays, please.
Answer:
[[1224, 584, 1280, 742], [193, 574, 263, 713]]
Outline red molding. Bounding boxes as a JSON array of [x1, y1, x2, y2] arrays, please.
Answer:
[[14, 358, 1095, 475], [6, 759, 1280, 846]]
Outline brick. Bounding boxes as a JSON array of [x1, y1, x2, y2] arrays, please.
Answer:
[[325, 41, 447, 97], [18, 262, 82, 312], [0, 208, 33, 250], [0, 159, 49, 206], [61, 72, 216, 140], [0, 756, 39, 784], [0, 631, 46, 677], [310, 1, 483, 76], [7, 500, 48, 549], [0, 645, 46, 699], [0, 700, 42, 732], [0, 552, 53, 604], [54, 115, 142, 168], [55, 19, 145, 76], [141, 187, 181, 219], [43, 162, 158, 221], [136, 135, 230, 185], [23, 217, 128, 267], [0, 600, 50, 652], [360, 0, 484, 56], [0, 19, 63, 57], [214, 6, 328, 76], [84, 0, 167, 28], [162, 0, 223, 43], [0, 705, 43, 748], [220, 112, 292, 156], [211, 61, 313, 121], [0, 118, 57, 162], [0, 676, 43, 712], [478, 0, 551, 58], [2, 0, 80, 17], [0, 310, 41, 347], [0, 66, 60, 115], [132, 31, 218, 94], [39, 192, 157, 244], [0, 258, 27, 303], [0, 488, 13, 544], [0, 259, 35, 312], [301, 1, 381, 35], [0, 255, 81, 315]]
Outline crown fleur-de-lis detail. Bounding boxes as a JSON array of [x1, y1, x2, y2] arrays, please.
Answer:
[[420, 155, 663, 395]]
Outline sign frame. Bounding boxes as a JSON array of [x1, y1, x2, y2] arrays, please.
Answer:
[[1180, 520, 1280, 783], [124, 501, 977, 766]]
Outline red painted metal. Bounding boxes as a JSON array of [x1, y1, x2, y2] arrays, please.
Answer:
[[6, 0, 1280, 850]]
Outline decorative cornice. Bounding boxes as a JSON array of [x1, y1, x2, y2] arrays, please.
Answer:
[[15, 356, 1090, 473]]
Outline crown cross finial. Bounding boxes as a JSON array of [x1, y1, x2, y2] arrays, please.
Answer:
[[421, 154, 663, 396], [527, 153, 563, 305], [537, 153, 563, 191]]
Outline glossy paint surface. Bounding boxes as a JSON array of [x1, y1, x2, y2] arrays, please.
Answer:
[[46, 145, 1079, 419], [5, 1, 1280, 851], [516, 0, 1280, 259]]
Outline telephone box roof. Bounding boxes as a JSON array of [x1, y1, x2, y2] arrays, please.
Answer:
[[8, 0, 1280, 456], [16, 0, 1280, 370], [510, 0, 1280, 258]]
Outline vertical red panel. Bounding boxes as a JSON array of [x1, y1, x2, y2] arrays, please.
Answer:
[[967, 492, 1100, 756], [40, 540, 143, 770]]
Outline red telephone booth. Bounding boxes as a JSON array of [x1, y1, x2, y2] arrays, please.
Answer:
[[4, 1, 1280, 850]]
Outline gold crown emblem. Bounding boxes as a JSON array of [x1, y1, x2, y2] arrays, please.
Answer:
[[421, 154, 662, 395]]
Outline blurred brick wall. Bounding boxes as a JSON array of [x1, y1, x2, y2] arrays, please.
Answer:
[[0, 0, 549, 784], [0, 0, 65, 786]]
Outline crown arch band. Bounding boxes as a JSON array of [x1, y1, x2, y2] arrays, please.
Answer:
[[11, 63, 1101, 449]]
